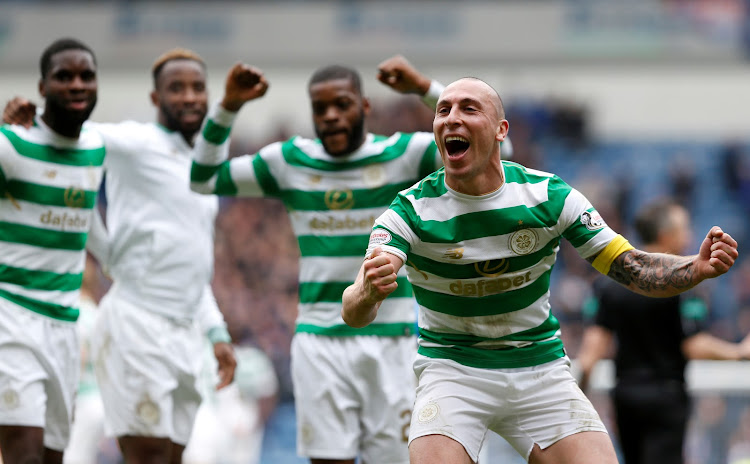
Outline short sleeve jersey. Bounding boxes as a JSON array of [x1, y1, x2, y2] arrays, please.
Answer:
[[370, 162, 619, 369]]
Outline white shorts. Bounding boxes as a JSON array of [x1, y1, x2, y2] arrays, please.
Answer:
[[92, 287, 204, 445], [409, 355, 607, 463], [0, 298, 79, 451], [291, 333, 416, 463]]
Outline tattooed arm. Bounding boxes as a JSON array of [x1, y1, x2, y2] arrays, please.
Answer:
[[588, 226, 739, 297]]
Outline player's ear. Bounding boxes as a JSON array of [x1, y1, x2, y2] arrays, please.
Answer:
[[38, 79, 46, 98], [362, 97, 371, 117], [495, 120, 509, 142], [150, 90, 159, 107]]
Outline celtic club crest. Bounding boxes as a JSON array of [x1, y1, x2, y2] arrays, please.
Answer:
[[509, 229, 537, 255]]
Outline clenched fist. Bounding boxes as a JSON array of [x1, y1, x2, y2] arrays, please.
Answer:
[[221, 63, 269, 112]]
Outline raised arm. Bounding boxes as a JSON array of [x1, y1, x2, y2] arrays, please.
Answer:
[[219, 63, 270, 113], [342, 247, 404, 328], [377, 54, 444, 110], [190, 63, 269, 195], [594, 226, 738, 297]]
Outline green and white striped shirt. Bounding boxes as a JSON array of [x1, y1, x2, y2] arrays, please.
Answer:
[[369, 162, 618, 368], [0, 119, 105, 322], [191, 104, 440, 337]]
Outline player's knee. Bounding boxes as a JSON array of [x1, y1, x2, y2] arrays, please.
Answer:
[[118, 435, 173, 462], [0, 426, 45, 464]]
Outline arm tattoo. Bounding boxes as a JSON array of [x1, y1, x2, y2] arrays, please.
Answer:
[[597, 250, 695, 292]]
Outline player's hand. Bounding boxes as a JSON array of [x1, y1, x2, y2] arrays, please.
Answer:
[[3, 96, 36, 128], [213, 342, 237, 390], [696, 226, 738, 279], [739, 333, 750, 360], [377, 55, 432, 96], [221, 63, 269, 112], [361, 247, 399, 303]]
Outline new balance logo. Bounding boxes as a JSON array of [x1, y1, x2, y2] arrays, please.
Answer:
[[444, 248, 464, 259]]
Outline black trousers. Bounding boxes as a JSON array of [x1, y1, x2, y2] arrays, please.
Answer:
[[612, 380, 690, 464]]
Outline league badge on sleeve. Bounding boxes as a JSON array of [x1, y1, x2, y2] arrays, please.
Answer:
[[580, 210, 606, 231], [369, 229, 392, 247]]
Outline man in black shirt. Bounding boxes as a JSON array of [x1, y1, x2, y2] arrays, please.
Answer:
[[578, 198, 750, 464]]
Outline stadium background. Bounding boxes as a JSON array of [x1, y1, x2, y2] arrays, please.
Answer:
[[2, 1, 750, 463]]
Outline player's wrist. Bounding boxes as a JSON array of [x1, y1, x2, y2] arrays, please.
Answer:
[[211, 101, 238, 128], [207, 326, 232, 345], [220, 96, 244, 113], [421, 80, 445, 109], [416, 76, 432, 96]]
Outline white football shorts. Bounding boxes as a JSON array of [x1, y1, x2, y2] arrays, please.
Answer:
[[0, 298, 79, 451], [92, 286, 204, 445], [291, 332, 416, 464], [409, 355, 608, 462]]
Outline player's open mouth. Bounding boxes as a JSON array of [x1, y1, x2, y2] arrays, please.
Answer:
[[445, 136, 469, 158]]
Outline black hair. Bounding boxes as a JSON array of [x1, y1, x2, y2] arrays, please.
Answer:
[[40, 38, 96, 79], [308, 65, 362, 94]]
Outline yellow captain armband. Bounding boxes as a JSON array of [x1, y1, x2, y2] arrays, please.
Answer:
[[591, 235, 634, 275]]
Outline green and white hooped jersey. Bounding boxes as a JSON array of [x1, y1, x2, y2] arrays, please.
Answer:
[[0, 120, 105, 322], [191, 110, 439, 336], [370, 162, 618, 368]]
